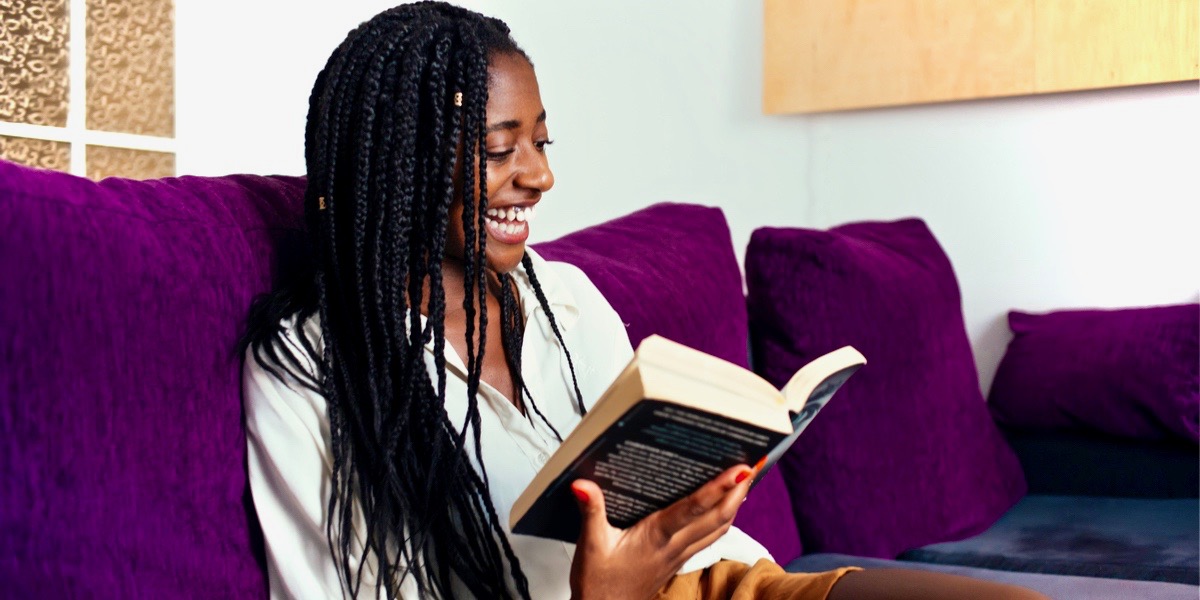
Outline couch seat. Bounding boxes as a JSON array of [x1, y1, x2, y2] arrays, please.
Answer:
[[897, 495, 1199, 584], [787, 552, 1199, 600]]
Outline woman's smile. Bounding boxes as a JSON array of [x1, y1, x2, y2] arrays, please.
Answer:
[[485, 204, 537, 244]]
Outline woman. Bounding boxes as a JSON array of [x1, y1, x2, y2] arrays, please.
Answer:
[[242, 3, 1047, 599]]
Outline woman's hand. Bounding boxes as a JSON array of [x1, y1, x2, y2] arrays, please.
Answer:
[[568, 465, 753, 600]]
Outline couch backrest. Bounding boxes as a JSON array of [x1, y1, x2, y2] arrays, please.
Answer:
[[1, 159, 305, 597], [1, 160, 805, 595]]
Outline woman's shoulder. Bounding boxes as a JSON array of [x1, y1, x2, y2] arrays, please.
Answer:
[[523, 248, 611, 312], [523, 248, 630, 348]]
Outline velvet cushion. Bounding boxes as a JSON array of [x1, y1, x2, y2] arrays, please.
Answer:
[[745, 218, 1027, 558], [534, 202, 803, 562], [0, 159, 304, 597], [534, 203, 750, 369], [988, 305, 1200, 443]]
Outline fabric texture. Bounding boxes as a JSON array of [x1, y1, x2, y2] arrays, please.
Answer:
[[534, 202, 804, 562], [657, 559, 859, 600], [787, 553, 1200, 600], [745, 218, 1027, 559], [988, 304, 1200, 443], [898, 495, 1200, 584], [0, 159, 304, 597], [1001, 428, 1199, 498], [243, 249, 771, 600]]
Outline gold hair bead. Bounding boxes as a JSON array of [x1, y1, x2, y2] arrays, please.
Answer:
[[453, 92, 463, 107], [318, 196, 327, 210]]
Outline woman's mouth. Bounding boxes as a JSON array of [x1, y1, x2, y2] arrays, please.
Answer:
[[484, 205, 535, 244]]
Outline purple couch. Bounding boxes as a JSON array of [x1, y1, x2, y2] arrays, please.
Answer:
[[2, 160, 1195, 599]]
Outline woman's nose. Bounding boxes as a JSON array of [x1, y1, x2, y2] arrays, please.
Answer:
[[516, 150, 554, 192]]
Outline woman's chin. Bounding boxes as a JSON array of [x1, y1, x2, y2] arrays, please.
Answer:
[[485, 245, 526, 275]]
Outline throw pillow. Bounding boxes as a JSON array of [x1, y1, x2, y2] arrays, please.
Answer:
[[745, 218, 1027, 558], [988, 304, 1199, 443], [1, 159, 303, 597], [534, 203, 749, 368], [535, 202, 803, 562]]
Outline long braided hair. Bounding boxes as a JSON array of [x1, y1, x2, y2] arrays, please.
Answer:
[[240, 3, 586, 597]]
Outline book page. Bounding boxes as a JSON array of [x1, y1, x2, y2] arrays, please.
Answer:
[[751, 362, 863, 488], [511, 400, 787, 541]]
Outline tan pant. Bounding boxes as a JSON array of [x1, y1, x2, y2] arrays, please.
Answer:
[[657, 559, 861, 600]]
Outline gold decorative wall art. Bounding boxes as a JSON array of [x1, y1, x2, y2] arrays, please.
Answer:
[[0, 0, 71, 127], [0, 134, 70, 171], [86, 0, 174, 136], [86, 144, 172, 180], [0, 0, 174, 178]]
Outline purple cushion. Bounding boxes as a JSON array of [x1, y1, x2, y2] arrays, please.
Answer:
[[988, 304, 1200, 443], [534, 203, 750, 369], [534, 203, 803, 562], [0, 159, 304, 597], [745, 218, 1027, 559]]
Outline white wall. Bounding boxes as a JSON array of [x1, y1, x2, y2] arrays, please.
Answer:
[[804, 83, 1199, 389], [176, 1, 1199, 390]]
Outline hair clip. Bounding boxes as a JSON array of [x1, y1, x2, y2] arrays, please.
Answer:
[[453, 92, 463, 107], [318, 196, 327, 210]]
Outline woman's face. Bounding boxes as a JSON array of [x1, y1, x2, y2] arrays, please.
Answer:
[[446, 52, 554, 275]]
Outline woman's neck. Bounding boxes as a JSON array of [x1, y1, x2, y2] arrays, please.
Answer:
[[433, 257, 506, 318]]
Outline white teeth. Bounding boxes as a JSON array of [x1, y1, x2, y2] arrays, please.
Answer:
[[483, 207, 535, 234]]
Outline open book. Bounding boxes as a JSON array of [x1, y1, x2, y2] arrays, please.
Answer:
[[510, 335, 865, 542]]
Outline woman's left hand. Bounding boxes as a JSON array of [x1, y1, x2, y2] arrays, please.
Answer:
[[567, 464, 753, 600]]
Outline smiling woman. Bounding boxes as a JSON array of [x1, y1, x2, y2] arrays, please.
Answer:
[[237, 3, 1046, 600], [445, 52, 553, 274]]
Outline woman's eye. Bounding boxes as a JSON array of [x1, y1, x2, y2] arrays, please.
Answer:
[[485, 149, 514, 162], [535, 139, 554, 153]]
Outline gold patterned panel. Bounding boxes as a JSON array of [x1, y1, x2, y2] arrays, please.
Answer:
[[0, 0, 70, 126], [86, 144, 172, 180], [86, 0, 174, 136], [0, 135, 70, 171]]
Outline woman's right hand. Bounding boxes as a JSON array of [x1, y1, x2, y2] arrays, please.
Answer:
[[568, 465, 753, 600]]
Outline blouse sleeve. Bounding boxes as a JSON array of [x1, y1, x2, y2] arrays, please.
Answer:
[[243, 335, 419, 600]]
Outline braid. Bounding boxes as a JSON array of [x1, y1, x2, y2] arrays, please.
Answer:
[[497, 274, 565, 442], [522, 253, 588, 416]]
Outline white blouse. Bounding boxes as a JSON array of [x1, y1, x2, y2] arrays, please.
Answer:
[[243, 248, 771, 599]]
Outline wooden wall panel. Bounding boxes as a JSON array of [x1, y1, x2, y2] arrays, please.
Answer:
[[764, 0, 1200, 114], [1035, 0, 1199, 92]]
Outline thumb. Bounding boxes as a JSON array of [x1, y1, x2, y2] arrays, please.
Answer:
[[571, 479, 609, 544]]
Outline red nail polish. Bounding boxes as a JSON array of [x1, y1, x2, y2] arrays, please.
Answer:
[[571, 484, 588, 503], [735, 469, 752, 484], [753, 456, 768, 472]]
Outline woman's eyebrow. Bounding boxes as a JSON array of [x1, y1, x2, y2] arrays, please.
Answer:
[[485, 110, 547, 134]]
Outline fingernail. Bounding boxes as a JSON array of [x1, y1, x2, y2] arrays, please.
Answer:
[[571, 483, 588, 503], [735, 469, 752, 484], [753, 456, 767, 472]]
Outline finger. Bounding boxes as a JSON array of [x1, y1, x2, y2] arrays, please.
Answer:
[[676, 476, 750, 557], [571, 479, 610, 549], [655, 465, 751, 540]]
